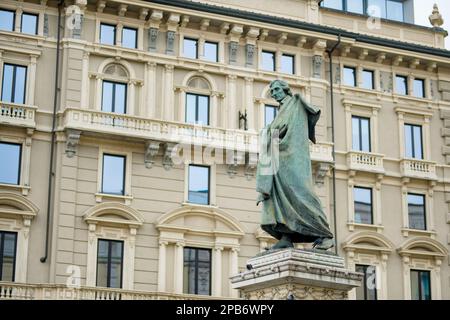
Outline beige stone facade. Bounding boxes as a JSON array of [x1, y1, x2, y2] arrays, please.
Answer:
[[0, 0, 449, 300]]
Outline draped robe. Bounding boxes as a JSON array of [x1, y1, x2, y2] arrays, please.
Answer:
[[256, 93, 333, 243]]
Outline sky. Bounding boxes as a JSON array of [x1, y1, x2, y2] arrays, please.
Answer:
[[414, 0, 450, 49]]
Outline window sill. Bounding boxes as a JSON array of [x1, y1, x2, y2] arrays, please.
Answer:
[[401, 228, 436, 239], [95, 193, 133, 205], [348, 222, 384, 233], [182, 202, 218, 210], [0, 183, 30, 196]]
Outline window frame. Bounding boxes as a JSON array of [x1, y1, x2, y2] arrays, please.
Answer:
[[355, 264, 377, 300], [351, 115, 371, 152], [101, 80, 128, 114], [395, 74, 409, 95], [0, 9, 16, 32], [264, 104, 278, 127], [0, 141, 22, 186], [410, 269, 431, 300], [404, 123, 423, 160], [203, 41, 219, 63], [1, 63, 28, 105], [187, 164, 210, 206], [99, 23, 117, 46], [183, 37, 199, 59], [280, 53, 295, 75], [0, 231, 18, 282], [343, 66, 357, 87], [353, 186, 373, 225], [261, 50, 276, 72], [121, 26, 138, 49], [101, 153, 126, 196], [183, 247, 212, 296], [96, 238, 124, 289], [20, 12, 38, 35], [413, 78, 425, 98], [185, 93, 210, 126], [361, 69, 375, 90], [407, 193, 426, 231]]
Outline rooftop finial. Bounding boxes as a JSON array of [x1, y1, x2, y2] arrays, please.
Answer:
[[429, 3, 444, 28]]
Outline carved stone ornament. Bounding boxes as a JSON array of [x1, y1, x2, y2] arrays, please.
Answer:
[[65, 130, 81, 158], [145, 141, 160, 168]]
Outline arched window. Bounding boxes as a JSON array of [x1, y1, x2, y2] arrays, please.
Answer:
[[185, 77, 211, 125], [101, 64, 129, 114]]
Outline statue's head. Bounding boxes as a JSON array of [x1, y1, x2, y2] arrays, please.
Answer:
[[269, 80, 292, 102]]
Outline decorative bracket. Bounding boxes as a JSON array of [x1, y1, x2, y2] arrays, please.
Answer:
[[227, 151, 245, 178], [245, 152, 258, 180], [313, 162, 332, 186], [163, 142, 177, 170], [145, 140, 160, 169], [65, 129, 81, 158]]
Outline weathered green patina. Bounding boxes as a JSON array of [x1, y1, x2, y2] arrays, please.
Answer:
[[256, 80, 334, 250]]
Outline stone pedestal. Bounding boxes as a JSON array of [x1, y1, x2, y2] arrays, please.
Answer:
[[230, 248, 363, 300]]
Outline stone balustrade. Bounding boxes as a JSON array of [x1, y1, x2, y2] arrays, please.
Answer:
[[0, 103, 37, 128], [400, 158, 437, 180], [347, 151, 385, 173]]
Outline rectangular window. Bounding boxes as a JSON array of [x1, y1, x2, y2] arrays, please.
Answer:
[[408, 193, 426, 230], [413, 79, 425, 98], [102, 81, 127, 114], [183, 38, 198, 59], [96, 239, 123, 288], [0, 9, 15, 32], [343, 66, 356, 87], [355, 265, 377, 300], [21, 13, 38, 35], [265, 105, 278, 126], [386, 0, 404, 22], [352, 116, 371, 152], [367, 0, 387, 19], [280, 54, 295, 74], [362, 69, 374, 90], [322, 0, 343, 10], [404, 124, 423, 159], [102, 154, 126, 195], [0, 231, 17, 282], [188, 165, 210, 205], [0, 142, 22, 185], [354, 187, 373, 224], [1, 64, 27, 104], [261, 51, 275, 71], [410, 270, 431, 300], [204, 41, 218, 62], [183, 247, 211, 295], [347, 0, 364, 14], [395, 75, 408, 95], [185, 93, 209, 125], [121, 27, 137, 49], [100, 23, 116, 45]]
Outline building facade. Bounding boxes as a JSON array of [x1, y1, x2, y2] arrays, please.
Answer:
[[0, 0, 449, 300]]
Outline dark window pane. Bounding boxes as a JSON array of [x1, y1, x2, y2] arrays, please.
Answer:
[[408, 194, 426, 230], [261, 51, 275, 71], [420, 271, 431, 300], [413, 79, 425, 98], [352, 116, 370, 152], [0, 232, 17, 281], [97, 239, 123, 288], [109, 241, 123, 288], [411, 270, 431, 300], [354, 187, 372, 224], [362, 70, 374, 89], [102, 154, 125, 195], [347, 0, 364, 14], [367, 0, 387, 19], [204, 42, 218, 62], [387, 0, 404, 22], [343, 67, 356, 86], [2, 64, 27, 104], [184, 38, 198, 59], [188, 165, 209, 205], [355, 265, 377, 300], [404, 124, 423, 159], [185, 93, 209, 125], [183, 247, 211, 295], [96, 239, 109, 287], [280, 54, 294, 74], [100, 24, 115, 45], [396, 75, 408, 95], [102, 81, 127, 114], [0, 142, 21, 185], [265, 105, 278, 126], [122, 27, 137, 49], [21, 13, 38, 35], [0, 10, 14, 31], [322, 0, 343, 10]]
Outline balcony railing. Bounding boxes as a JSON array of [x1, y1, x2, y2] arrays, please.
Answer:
[[310, 142, 333, 163], [400, 158, 437, 180], [0, 282, 233, 300], [347, 151, 384, 173], [0, 102, 36, 128]]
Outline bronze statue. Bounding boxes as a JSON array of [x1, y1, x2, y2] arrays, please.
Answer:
[[256, 80, 334, 250]]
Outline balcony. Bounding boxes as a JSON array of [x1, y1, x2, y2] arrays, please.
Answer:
[[400, 158, 437, 180], [347, 151, 385, 173], [310, 142, 333, 163], [0, 102, 36, 128], [0, 282, 232, 300]]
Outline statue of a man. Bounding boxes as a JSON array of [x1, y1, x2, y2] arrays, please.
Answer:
[[256, 80, 334, 250]]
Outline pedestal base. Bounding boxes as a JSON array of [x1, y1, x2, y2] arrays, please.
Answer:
[[230, 248, 363, 300]]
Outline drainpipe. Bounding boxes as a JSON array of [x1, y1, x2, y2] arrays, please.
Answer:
[[326, 35, 341, 255], [41, 0, 64, 263]]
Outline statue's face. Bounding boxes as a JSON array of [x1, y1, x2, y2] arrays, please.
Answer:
[[270, 83, 287, 102]]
